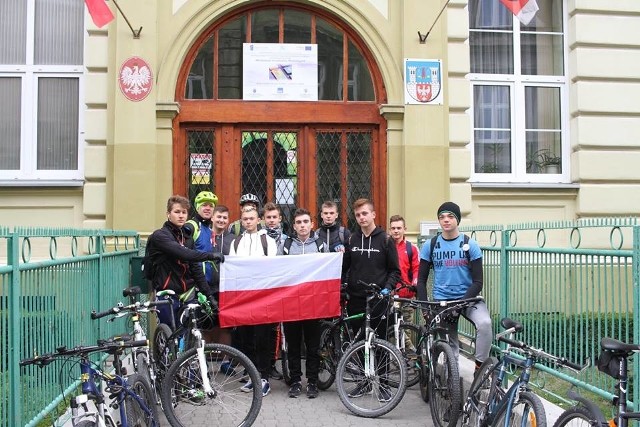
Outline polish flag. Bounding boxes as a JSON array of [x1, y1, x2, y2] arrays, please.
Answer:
[[85, 0, 115, 28], [219, 253, 342, 327], [500, 0, 539, 26]]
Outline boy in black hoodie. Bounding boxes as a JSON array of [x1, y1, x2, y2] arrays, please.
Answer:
[[341, 198, 400, 335]]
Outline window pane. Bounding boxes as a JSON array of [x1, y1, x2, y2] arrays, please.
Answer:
[[522, 0, 563, 32], [526, 131, 562, 174], [525, 87, 560, 130], [346, 41, 374, 101], [251, 9, 279, 43], [185, 36, 214, 99], [0, 0, 27, 64], [284, 10, 310, 43], [37, 78, 79, 170], [474, 86, 511, 173], [474, 85, 511, 129], [470, 32, 513, 74], [317, 18, 342, 101], [474, 132, 512, 173], [521, 34, 563, 76], [346, 132, 371, 230], [469, 0, 512, 30], [0, 78, 21, 169], [218, 17, 245, 99], [316, 132, 342, 207], [34, 0, 83, 65], [187, 130, 215, 203], [525, 86, 562, 174]]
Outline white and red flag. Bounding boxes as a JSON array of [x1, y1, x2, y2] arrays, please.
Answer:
[[219, 253, 342, 327], [85, 0, 115, 28], [500, 0, 539, 26]]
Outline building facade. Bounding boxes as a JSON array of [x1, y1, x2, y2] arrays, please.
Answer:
[[1, 0, 639, 237]]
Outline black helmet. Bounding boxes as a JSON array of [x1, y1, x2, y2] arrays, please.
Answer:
[[239, 193, 260, 206]]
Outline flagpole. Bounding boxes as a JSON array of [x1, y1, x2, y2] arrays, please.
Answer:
[[418, 0, 451, 43], [110, 0, 143, 38]]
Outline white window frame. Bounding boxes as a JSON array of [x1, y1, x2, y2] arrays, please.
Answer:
[[0, 0, 84, 186], [468, 0, 570, 184]]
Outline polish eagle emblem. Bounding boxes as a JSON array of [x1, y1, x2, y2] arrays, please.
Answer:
[[119, 57, 153, 101]]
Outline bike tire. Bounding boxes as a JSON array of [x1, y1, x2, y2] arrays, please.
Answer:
[[153, 323, 176, 377], [125, 373, 158, 427], [462, 356, 499, 427], [335, 338, 407, 418], [428, 341, 461, 427], [552, 405, 597, 427], [386, 322, 422, 387], [493, 391, 547, 427], [161, 343, 262, 427], [317, 323, 338, 390]]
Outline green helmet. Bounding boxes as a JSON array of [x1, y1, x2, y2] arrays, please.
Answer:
[[194, 191, 218, 211]]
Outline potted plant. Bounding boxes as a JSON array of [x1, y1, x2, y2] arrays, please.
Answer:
[[533, 148, 561, 174]]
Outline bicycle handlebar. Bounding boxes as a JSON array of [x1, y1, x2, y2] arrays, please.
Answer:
[[20, 336, 148, 367], [356, 280, 382, 293], [91, 299, 172, 319]]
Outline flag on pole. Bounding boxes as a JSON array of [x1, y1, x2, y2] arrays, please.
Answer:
[[85, 0, 115, 28], [219, 253, 342, 327], [499, 0, 539, 26]]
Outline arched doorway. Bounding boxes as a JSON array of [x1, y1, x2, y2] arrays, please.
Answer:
[[173, 2, 387, 228]]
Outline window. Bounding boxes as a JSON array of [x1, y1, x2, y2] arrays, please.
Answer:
[[469, 0, 567, 183], [0, 0, 84, 184]]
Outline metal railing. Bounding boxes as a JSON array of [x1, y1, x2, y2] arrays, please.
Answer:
[[0, 227, 139, 427], [452, 218, 639, 407]]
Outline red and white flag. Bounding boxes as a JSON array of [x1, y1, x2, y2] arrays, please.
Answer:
[[85, 0, 115, 28], [500, 0, 539, 26], [219, 253, 342, 327]]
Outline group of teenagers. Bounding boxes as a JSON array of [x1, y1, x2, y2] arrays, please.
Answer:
[[145, 191, 492, 400]]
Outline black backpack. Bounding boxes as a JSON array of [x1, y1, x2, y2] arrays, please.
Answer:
[[141, 246, 157, 280], [233, 233, 269, 256]]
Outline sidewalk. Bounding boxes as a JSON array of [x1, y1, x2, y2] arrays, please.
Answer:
[[156, 356, 565, 426]]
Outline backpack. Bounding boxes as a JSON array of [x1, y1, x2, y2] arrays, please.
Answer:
[[429, 234, 471, 267], [282, 237, 324, 255], [141, 243, 159, 280], [186, 219, 201, 242], [314, 226, 346, 251], [233, 233, 269, 256], [405, 241, 414, 282]]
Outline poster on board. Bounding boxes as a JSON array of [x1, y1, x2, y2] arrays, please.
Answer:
[[243, 43, 318, 101]]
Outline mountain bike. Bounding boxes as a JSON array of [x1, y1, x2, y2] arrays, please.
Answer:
[[20, 335, 158, 427], [334, 281, 407, 418], [317, 284, 365, 390], [462, 317, 582, 427], [394, 295, 484, 427], [157, 290, 263, 427], [553, 337, 638, 427], [91, 286, 171, 406]]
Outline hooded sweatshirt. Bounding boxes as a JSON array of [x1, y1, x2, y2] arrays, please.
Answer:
[[341, 226, 401, 298], [315, 222, 351, 252], [276, 234, 323, 255]]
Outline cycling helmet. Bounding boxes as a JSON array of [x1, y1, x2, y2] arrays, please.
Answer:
[[239, 193, 260, 206], [194, 191, 218, 210]]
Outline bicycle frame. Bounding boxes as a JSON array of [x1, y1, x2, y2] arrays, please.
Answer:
[[484, 352, 535, 426]]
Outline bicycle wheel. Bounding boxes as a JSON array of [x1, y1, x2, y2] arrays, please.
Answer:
[[317, 323, 338, 390], [153, 323, 176, 376], [335, 338, 407, 418], [161, 343, 262, 427], [135, 351, 152, 386], [124, 373, 157, 427], [493, 391, 546, 427], [462, 356, 499, 427], [428, 341, 461, 427], [386, 323, 422, 387], [552, 406, 597, 427]]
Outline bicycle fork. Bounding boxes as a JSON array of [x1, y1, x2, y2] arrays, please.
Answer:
[[193, 330, 216, 398]]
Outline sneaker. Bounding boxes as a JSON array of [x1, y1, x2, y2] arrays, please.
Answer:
[[306, 383, 319, 399], [377, 386, 392, 403], [220, 361, 236, 376], [240, 380, 253, 393], [270, 364, 284, 380], [347, 382, 372, 398], [288, 382, 302, 398], [261, 379, 271, 397]]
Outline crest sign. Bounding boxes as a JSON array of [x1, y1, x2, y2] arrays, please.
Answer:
[[404, 59, 443, 105], [119, 56, 153, 102]]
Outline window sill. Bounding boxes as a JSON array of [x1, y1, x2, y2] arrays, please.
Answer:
[[0, 179, 85, 187], [470, 182, 579, 190]]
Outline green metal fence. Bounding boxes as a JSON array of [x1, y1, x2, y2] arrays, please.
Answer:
[[0, 227, 139, 427], [454, 218, 639, 407]]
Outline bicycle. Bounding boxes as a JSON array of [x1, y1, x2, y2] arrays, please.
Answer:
[[20, 335, 158, 427], [394, 295, 484, 427], [316, 284, 366, 390], [553, 337, 638, 427], [91, 286, 171, 405], [385, 283, 422, 388], [157, 290, 263, 427], [462, 317, 582, 427], [334, 281, 407, 418]]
